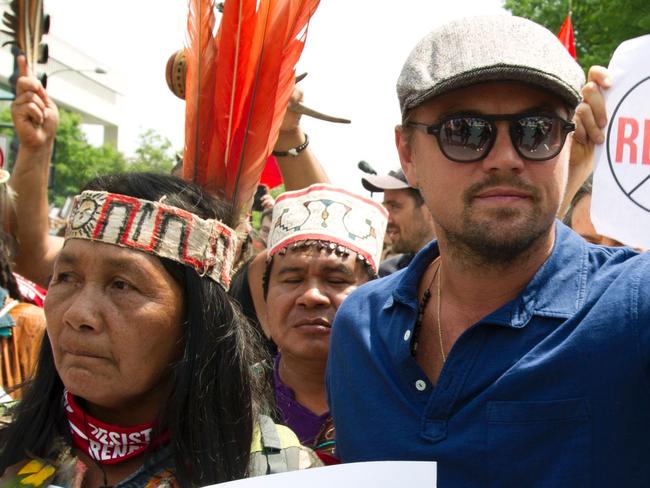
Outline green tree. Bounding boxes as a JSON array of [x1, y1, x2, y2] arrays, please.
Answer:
[[0, 108, 180, 207], [50, 109, 127, 206], [0, 107, 127, 206], [503, 0, 650, 71], [127, 128, 176, 174], [0, 105, 16, 162]]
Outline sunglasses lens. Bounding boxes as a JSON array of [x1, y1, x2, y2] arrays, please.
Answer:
[[439, 117, 494, 162], [428, 114, 571, 163], [512, 116, 562, 160]]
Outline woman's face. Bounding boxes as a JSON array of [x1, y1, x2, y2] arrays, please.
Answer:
[[45, 239, 185, 421]]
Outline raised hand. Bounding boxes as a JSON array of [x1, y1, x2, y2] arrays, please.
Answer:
[[570, 66, 612, 180], [560, 66, 612, 218], [11, 55, 59, 149]]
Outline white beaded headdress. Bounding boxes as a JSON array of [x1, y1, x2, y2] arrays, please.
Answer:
[[267, 184, 388, 272]]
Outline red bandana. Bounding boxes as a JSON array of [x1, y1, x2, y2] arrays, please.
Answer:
[[64, 390, 168, 465]]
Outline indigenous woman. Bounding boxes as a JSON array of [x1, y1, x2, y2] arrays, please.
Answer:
[[0, 173, 317, 487]]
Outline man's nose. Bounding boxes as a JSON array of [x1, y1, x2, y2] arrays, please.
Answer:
[[480, 123, 525, 173], [296, 283, 330, 308]]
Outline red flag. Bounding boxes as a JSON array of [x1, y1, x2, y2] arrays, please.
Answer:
[[557, 15, 577, 61], [259, 155, 283, 189]]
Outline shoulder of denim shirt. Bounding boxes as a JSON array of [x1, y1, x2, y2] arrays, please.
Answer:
[[335, 239, 439, 317]]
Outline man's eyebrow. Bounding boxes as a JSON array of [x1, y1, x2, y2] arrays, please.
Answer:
[[324, 263, 355, 277], [276, 266, 306, 275], [522, 104, 565, 115], [435, 103, 564, 119]]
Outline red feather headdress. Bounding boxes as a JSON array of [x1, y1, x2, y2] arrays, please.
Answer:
[[183, 0, 320, 225]]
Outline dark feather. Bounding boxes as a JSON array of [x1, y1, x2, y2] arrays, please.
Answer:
[[1, 0, 45, 73]]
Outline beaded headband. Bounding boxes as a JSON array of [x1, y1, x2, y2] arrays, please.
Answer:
[[267, 184, 388, 272], [65, 191, 239, 290]]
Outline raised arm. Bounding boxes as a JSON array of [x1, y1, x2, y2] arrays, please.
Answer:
[[559, 66, 612, 219], [9, 55, 63, 287], [272, 86, 330, 190]]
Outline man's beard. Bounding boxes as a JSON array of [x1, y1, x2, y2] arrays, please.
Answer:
[[390, 233, 413, 254], [440, 175, 555, 267], [391, 224, 430, 254]]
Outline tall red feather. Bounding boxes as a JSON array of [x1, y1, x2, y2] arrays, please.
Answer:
[[183, 0, 218, 184], [183, 0, 320, 225]]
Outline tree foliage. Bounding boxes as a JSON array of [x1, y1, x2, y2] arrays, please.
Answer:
[[503, 0, 650, 71], [0, 107, 177, 206], [51, 109, 127, 206], [127, 128, 176, 174]]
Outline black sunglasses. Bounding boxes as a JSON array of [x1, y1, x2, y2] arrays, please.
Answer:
[[407, 113, 575, 163]]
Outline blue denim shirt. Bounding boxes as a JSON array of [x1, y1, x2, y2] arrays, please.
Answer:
[[327, 222, 650, 487]]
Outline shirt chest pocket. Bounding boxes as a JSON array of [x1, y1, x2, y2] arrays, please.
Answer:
[[486, 398, 592, 488]]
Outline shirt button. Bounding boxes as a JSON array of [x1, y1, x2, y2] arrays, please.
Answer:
[[403, 330, 411, 341], [415, 380, 426, 391]]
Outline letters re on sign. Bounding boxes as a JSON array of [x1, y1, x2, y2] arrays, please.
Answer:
[[592, 35, 650, 249]]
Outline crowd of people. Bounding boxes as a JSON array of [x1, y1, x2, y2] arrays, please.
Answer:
[[0, 11, 646, 488]]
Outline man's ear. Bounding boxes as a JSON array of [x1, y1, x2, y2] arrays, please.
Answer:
[[395, 125, 418, 188]]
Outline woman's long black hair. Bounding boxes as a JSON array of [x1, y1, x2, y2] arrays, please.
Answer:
[[0, 172, 269, 486]]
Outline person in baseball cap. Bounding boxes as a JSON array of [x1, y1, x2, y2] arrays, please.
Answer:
[[326, 15, 642, 487], [361, 168, 436, 276], [361, 168, 410, 192]]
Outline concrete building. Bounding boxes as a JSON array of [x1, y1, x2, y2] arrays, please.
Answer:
[[0, 20, 123, 148]]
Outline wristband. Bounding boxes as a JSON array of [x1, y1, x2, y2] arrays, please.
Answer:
[[272, 133, 309, 157]]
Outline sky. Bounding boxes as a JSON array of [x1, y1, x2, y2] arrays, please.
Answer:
[[45, 0, 507, 194]]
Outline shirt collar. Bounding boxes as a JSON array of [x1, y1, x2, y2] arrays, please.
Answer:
[[387, 221, 589, 328], [389, 240, 440, 310], [486, 221, 589, 328]]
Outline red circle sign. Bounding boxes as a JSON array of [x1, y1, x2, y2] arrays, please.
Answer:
[[606, 76, 650, 212]]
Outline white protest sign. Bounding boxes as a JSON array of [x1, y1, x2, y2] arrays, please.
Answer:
[[206, 461, 437, 487], [592, 35, 650, 249]]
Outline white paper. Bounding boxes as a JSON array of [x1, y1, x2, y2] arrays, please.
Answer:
[[205, 461, 437, 487], [0, 386, 12, 403], [592, 35, 650, 248]]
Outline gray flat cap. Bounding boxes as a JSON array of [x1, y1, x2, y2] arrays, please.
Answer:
[[397, 15, 586, 115]]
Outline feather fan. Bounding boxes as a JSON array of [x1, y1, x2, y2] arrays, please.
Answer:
[[1, 0, 46, 74], [183, 0, 320, 226]]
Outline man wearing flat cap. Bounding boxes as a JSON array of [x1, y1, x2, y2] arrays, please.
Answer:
[[327, 15, 649, 486], [361, 169, 436, 276]]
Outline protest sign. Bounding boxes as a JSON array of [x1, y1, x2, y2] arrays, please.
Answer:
[[207, 461, 437, 487], [592, 35, 650, 248]]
